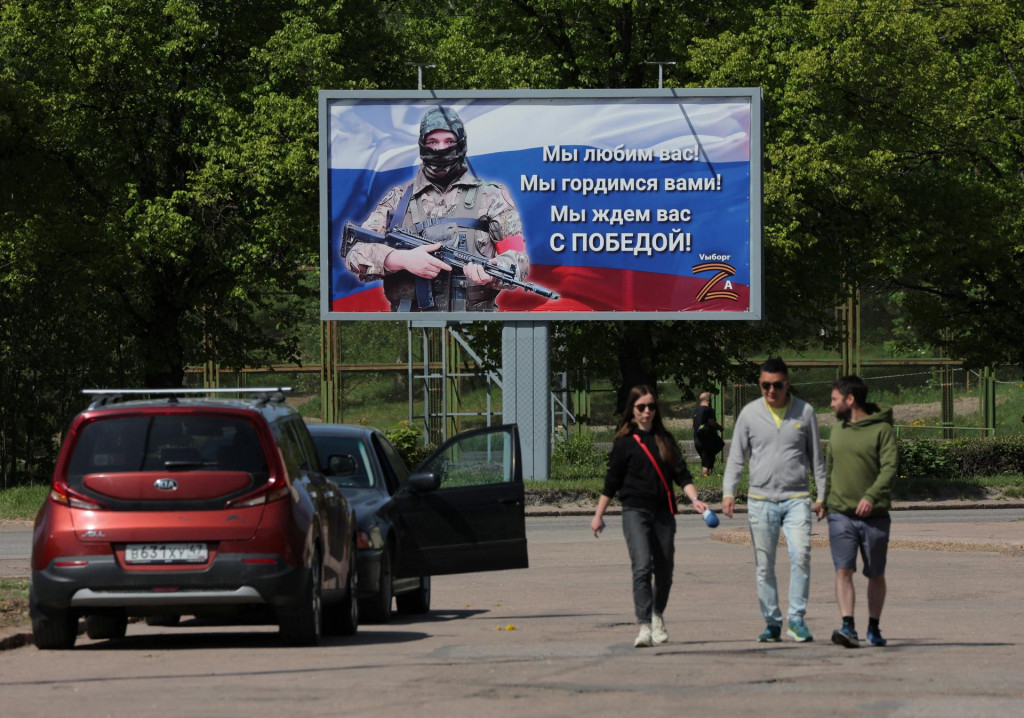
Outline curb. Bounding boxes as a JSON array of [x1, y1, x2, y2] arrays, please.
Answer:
[[526, 500, 1024, 518]]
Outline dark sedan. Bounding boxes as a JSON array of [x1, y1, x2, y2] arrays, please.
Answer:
[[308, 423, 528, 622]]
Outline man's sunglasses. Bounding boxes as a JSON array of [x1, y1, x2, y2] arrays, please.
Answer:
[[633, 402, 658, 412], [760, 381, 787, 392]]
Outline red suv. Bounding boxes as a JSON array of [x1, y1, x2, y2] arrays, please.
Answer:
[[30, 388, 358, 649]]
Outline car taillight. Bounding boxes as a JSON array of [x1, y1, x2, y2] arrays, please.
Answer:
[[49, 483, 106, 511], [225, 479, 291, 508]]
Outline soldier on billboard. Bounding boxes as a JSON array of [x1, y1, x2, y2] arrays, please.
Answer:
[[343, 106, 534, 312]]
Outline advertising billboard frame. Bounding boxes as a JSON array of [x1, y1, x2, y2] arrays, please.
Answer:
[[319, 88, 763, 322]]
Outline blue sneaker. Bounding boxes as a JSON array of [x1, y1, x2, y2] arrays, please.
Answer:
[[831, 625, 860, 648], [786, 619, 814, 642], [866, 627, 887, 646], [757, 624, 782, 642]]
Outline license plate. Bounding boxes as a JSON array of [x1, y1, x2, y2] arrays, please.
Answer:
[[125, 543, 208, 564]]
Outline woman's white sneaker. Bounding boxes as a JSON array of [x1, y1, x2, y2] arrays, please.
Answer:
[[634, 623, 653, 647], [652, 614, 669, 645]]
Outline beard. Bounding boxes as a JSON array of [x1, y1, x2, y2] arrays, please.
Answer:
[[834, 405, 852, 422]]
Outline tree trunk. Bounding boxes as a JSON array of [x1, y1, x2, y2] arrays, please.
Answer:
[[615, 323, 658, 413]]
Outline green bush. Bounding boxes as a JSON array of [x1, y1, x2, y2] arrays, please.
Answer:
[[551, 430, 607, 482], [898, 436, 1024, 482], [948, 435, 1024, 476], [899, 440, 958, 481], [385, 421, 436, 469]]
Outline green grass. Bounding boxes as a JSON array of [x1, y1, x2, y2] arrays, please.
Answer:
[[532, 461, 740, 505], [994, 382, 1024, 437], [0, 485, 47, 521], [310, 375, 503, 429], [0, 577, 30, 628]]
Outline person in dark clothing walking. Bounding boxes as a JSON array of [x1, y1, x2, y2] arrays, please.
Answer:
[[591, 385, 708, 648], [693, 391, 724, 477]]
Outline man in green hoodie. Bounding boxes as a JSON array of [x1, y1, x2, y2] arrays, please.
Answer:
[[822, 375, 898, 649]]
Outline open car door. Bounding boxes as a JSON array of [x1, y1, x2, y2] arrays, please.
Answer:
[[391, 424, 528, 578]]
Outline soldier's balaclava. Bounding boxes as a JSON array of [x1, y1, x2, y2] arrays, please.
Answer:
[[418, 106, 467, 184]]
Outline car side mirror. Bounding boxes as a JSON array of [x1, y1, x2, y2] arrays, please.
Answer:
[[405, 471, 441, 493], [326, 454, 358, 477]]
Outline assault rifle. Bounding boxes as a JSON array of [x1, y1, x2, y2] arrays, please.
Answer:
[[342, 223, 560, 306]]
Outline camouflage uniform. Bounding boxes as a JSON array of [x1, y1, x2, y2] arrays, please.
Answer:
[[344, 168, 529, 311]]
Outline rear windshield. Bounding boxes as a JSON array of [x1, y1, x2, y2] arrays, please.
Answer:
[[67, 414, 269, 484]]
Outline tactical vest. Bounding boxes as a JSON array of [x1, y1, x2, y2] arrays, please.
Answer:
[[382, 182, 500, 312]]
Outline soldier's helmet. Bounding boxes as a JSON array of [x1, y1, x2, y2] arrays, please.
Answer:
[[418, 106, 468, 181]]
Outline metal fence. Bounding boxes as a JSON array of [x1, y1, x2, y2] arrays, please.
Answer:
[[181, 286, 1024, 445]]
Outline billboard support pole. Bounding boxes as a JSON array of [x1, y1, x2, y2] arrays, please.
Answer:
[[502, 321, 551, 481], [320, 321, 339, 423]]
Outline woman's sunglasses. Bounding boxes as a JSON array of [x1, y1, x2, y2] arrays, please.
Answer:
[[633, 402, 658, 412]]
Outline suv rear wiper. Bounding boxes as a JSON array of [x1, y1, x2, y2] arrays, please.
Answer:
[[162, 460, 217, 470]]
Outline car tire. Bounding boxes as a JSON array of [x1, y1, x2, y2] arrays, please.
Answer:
[[396, 575, 431, 615], [326, 552, 359, 636], [278, 555, 323, 646], [360, 548, 393, 623], [86, 613, 128, 640], [145, 615, 181, 627], [32, 610, 78, 650]]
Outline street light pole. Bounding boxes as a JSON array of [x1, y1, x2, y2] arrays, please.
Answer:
[[644, 61, 676, 89], [405, 62, 436, 90]]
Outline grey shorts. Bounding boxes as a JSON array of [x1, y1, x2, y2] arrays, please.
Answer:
[[827, 513, 891, 578]]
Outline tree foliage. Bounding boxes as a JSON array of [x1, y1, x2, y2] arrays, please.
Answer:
[[4, 0, 1024, 482], [0, 0, 395, 482], [691, 0, 1024, 366]]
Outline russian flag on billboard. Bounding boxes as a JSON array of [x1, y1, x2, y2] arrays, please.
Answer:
[[323, 94, 757, 318]]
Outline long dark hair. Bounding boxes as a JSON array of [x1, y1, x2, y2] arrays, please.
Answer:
[[614, 384, 680, 465]]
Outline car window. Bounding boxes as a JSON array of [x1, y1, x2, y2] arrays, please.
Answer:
[[291, 421, 322, 474], [377, 436, 409, 487], [370, 435, 404, 494], [67, 414, 269, 486], [274, 421, 307, 478], [417, 427, 515, 489], [312, 435, 374, 488]]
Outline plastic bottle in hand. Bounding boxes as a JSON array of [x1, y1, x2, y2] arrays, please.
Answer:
[[702, 508, 720, 528]]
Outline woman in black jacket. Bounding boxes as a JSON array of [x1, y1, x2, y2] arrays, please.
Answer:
[[591, 384, 708, 647]]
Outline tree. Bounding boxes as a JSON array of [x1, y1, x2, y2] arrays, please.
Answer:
[[390, 0, 794, 410], [390, 0, 768, 90], [0, 0, 399, 482], [689, 0, 1024, 368]]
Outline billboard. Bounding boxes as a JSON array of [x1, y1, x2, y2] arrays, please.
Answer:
[[320, 89, 762, 321]]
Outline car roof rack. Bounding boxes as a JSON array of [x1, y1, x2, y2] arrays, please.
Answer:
[[82, 387, 293, 410]]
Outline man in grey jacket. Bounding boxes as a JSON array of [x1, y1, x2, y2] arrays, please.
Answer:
[[722, 358, 826, 643]]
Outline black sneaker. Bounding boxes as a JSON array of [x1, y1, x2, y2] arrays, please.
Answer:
[[831, 625, 860, 648]]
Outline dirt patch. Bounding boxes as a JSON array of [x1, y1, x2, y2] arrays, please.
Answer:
[[817, 396, 980, 427], [0, 578, 29, 632]]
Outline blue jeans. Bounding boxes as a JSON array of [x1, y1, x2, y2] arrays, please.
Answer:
[[621, 507, 676, 623], [747, 497, 812, 626]]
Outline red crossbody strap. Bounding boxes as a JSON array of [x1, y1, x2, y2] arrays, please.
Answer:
[[632, 433, 677, 515]]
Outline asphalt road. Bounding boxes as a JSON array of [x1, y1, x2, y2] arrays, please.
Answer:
[[1, 513, 1023, 718]]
